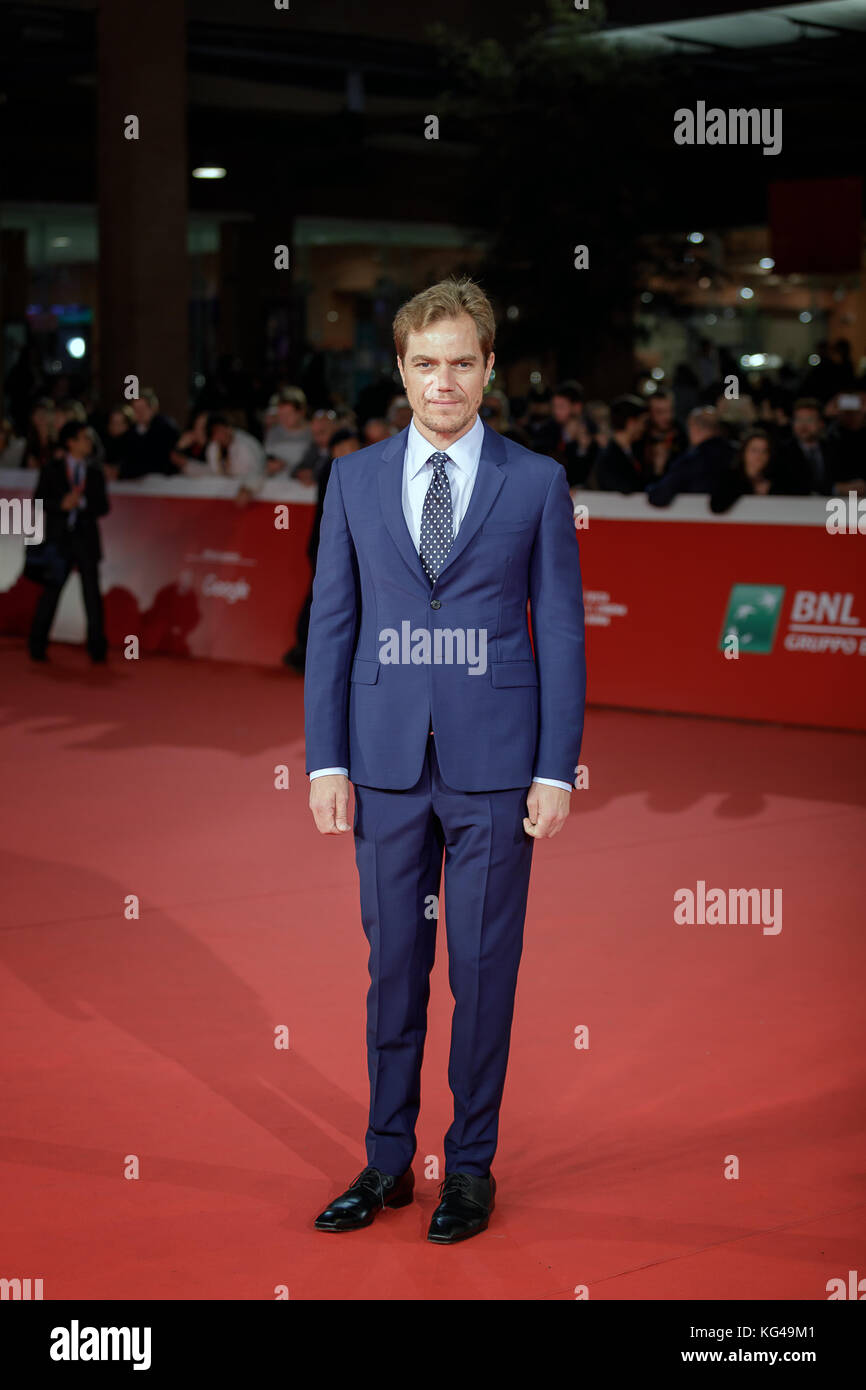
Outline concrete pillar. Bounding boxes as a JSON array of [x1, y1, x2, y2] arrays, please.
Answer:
[[217, 216, 299, 378], [96, 0, 188, 424]]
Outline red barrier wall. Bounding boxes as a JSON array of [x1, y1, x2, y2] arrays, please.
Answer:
[[581, 514, 865, 731], [1, 474, 863, 731]]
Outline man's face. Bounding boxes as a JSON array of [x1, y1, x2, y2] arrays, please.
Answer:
[[630, 411, 649, 442], [310, 415, 335, 450], [744, 436, 770, 477], [68, 428, 92, 459], [552, 394, 577, 426], [332, 437, 360, 459], [398, 314, 493, 442], [132, 398, 153, 425], [688, 417, 709, 446], [212, 424, 232, 450], [793, 408, 821, 444], [650, 396, 673, 431], [278, 403, 303, 431]]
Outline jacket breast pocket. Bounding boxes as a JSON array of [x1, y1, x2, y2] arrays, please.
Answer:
[[350, 658, 380, 684], [480, 519, 533, 534], [489, 660, 538, 687]]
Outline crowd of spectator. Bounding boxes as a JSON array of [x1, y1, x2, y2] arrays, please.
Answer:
[[502, 339, 866, 510], [5, 334, 864, 669], [3, 337, 864, 517]]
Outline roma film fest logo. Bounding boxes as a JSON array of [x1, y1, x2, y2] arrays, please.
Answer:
[[584, 590, 627, 628], [0, 495, 44, 544], [720, 582, 866, 658]]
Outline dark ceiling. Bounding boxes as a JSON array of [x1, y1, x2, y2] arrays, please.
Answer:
[[1, 1, 864, 230]]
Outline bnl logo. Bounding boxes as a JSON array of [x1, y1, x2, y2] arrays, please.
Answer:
[[719, 583, 785, 653], [1, 1277, 44, 1299]]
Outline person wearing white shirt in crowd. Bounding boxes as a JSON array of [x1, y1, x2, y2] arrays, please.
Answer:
[[0, 417, 26, 468], [264, 386, 312, 476], [179, 412, 266, 506]]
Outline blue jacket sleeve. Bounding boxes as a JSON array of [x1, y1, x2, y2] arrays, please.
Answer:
[[528, 464, 587, 785], [303, 460, 361, 774]]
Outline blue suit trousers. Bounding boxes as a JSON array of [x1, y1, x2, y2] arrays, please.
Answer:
[[352, 731, 535, 1178]]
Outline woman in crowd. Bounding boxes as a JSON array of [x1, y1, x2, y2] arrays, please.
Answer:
[[24, 398, 56, 470], [102, 404, 136, 479], [710, 428, 774, 513], [170, 409, 210, 470]]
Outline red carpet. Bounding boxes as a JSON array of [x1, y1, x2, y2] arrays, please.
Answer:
[[1, 636, 864, 1300]]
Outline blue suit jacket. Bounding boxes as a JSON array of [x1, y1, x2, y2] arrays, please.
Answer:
[[304, 421, 586, 792]]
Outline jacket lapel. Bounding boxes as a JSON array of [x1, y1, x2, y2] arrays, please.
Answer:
[[377, 420, 506, 589], [378, 426, 426, 587], [436, 423, 505, 581]]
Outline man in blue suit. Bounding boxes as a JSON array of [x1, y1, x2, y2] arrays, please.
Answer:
[[305, 277, 586, 1243]]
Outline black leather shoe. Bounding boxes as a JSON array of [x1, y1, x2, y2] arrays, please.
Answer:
[[427, 1171, 496, 1244], [314, 1165, 414, 1232]]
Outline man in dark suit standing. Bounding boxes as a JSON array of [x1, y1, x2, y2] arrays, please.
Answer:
[[647, 406, 733, 506], [772, 398, 839, 496], [596, 396, 650, 492], [124, 389, 180, 479], [304, 278, 586, 1243], [29, 420, 110, 663]]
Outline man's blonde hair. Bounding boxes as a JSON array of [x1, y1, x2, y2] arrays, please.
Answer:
[[393, 276, 495, 362]]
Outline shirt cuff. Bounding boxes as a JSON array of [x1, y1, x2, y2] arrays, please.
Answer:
[[532, 776, 573, 792], [309, 767, 349, 780]]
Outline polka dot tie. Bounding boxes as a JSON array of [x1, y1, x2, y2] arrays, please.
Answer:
[[418, 451, 454, 584]]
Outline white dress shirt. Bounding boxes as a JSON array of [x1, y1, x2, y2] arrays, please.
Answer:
[[264, 423, 312, 473], [310, 414, 572, 792], [185, 428, 266, 490]]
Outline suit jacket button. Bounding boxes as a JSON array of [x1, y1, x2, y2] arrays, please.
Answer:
[[430, 599, 441, 609]]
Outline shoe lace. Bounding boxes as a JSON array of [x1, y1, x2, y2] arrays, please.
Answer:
[[349, 1166, 387, 1208], [438, 1172, 487, 1209]]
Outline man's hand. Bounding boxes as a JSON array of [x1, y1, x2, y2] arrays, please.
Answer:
[[523, 781, 570, 839], [310, 773, 351, 835], [61, 486, 84, 511]]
